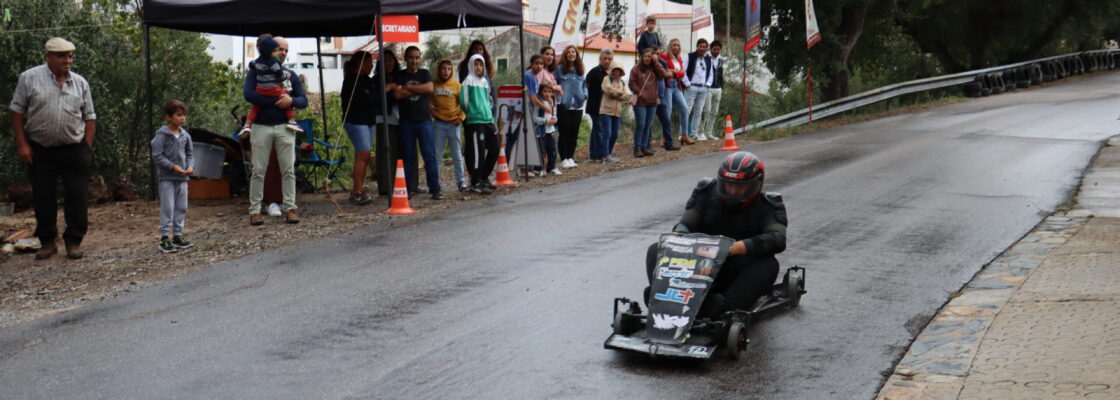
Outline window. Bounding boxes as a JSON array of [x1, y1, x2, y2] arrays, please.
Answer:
[[497, 58, 508, 73], [320, 55, 338, 69]]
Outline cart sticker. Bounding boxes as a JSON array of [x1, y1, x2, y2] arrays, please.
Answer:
[[655, 257, 699, 279], [656, 268, 693, 279], [654, 288, 695, 304], [669, 278, 707, 289], [651, 313, 690, 329], [697, 259, 714, 275], [696, 237, 721, 245], [661, 243, 693, 254], [687, 346, 710, 355], [695, 246, 718, 259], [662, 236, 698, 246]]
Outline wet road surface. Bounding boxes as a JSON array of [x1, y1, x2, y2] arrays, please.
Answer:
[[2, 73, 1120, 399]]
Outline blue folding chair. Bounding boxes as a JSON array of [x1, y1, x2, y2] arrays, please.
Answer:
[[295, 119, 349, 193]]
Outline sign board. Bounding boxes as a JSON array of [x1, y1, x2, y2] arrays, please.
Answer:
[[496, 86, 542, 171], [379, 15, 419, 43]]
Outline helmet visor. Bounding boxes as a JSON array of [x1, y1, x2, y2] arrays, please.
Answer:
[[718, 176, 762, 205]]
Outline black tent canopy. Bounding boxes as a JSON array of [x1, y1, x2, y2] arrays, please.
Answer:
[[143, 0, 522, 37]]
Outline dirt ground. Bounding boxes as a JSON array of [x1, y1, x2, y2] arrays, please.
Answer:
[[0, 134, 760, 327]]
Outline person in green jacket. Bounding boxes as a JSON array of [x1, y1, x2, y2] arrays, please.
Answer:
[[461, 54, 498, 194]]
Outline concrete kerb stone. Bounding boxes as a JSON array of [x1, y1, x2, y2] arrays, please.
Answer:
[[876, 216, 1088, 400]]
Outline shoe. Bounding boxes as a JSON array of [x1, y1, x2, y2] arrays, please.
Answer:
[[469, 184, 484, 194], [680, 136, 695, 145], [286, 121, 304, 133], [238, 126, 252, 140], [267, 203, 282, 217], [550, 168, 563, 176], [665, 145, 681, 151], [642, 148, 656, 156], [250, 214, 264, 226], [171, 236, 193, 249], [485, 182, 497, 190], [559, 159, 571, 169], [414, 186, 429, 194], [348, 192, 373, 205], [65, 243, 83, 260], [458, 183, 470, 192], [605, 155, 621, 164], [158, 237, 177, 254], [633, 149, 644, 158], [697, 134, 710, 141], [284, 209, 300, 224], [570, 159, 579, 167], [35, 241, 57, 260], [431, 192, 443, 200], [475, 183, 494, 194]]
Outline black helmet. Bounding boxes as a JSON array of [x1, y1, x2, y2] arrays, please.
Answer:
[[716, 151, 764, 206]]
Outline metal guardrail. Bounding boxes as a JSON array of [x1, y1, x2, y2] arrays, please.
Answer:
[[735, 49, 1120, 134]]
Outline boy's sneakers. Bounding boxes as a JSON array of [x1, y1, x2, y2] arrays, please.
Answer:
[[158, 237, 177, 253], [267, 203, 282, 217], [171, 236, 193, 249], [431, 192, 443, 200], [238, 125, 252, 139], [348, 192, 373, 205], [471, 183, 494, 194], [605, 155, 621, 163], [550, 168, 563, 176], [458, 183, 470, 192], [485, 181, 497, 190], [286, 121, 305, 133]]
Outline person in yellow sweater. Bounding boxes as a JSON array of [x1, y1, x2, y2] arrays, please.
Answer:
[[430, 59, 469, 192]]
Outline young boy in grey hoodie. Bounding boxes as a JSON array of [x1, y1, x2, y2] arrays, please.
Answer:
[[150, 99, 195, 253]]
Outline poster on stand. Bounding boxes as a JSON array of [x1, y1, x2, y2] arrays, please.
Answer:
[[496, 85, 542, 171]]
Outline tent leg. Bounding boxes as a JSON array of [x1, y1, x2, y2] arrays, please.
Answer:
[[145, 24, 157, 199], [376, 14, 393, 206], [519, 26, 529, 180], [316, 39, 329, 140]]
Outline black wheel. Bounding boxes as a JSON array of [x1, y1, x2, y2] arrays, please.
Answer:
[[725, 321, 747, 360], [786, 272, 803, 306], [613, 308, 634, 335]]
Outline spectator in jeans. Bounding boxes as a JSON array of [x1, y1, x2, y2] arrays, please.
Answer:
[[683, 38, 712, 141], [245, 35, 307, 225], [9, 37, 96, 259], [341, 50, 377, 205], [431, 59, 468, 192], [653, 45, 680, 151], [586, 49, 616, 163], [598, 61, 629, 163], [701, 40, 726, 139], [554, 45, 587, 169], [629, 49, 663, 158], [660, 39, 692, 144], [393, 46, 441, 200]]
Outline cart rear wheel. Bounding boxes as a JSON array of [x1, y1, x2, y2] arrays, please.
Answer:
[[725, 322, 747, 360], [787, 272, 804, 307]]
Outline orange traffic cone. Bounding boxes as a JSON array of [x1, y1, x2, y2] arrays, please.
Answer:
[[382, 159, 417, 215], [720, 115, 741, 151], [493, 147, 518, 186]]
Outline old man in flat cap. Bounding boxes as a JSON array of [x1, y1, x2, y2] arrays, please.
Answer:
[[9, 37, 97, 260]]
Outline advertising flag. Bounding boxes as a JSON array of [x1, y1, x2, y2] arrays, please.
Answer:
[[691, 0, 715, 45], [585, 0, 607, 45], [635, 0, 650, 38], [550, 0, 586, 51], [744, 0, 762, 52], [805, 0, 820, 49]]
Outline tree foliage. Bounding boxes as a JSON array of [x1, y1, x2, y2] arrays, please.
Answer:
[[0, 0, 243, 194]]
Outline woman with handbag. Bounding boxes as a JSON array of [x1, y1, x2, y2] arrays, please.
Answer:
[[629, 49, 663, 158]]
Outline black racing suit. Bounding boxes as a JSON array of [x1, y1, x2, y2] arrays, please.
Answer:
[[646, 178, 788, 312]]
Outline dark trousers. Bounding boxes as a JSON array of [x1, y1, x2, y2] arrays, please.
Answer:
[[645, 243, 779, 312], [556, 107, 582, 160], [399, 120, 440, 195], [656, 100, 675, 148], [375, 124, 401, 196], [28, 142, 91, 247], [464, 123, 499, 186], [537, 132, 558, 172]]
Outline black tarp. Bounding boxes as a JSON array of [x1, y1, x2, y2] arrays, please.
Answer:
[[142, 0, 522, 37]]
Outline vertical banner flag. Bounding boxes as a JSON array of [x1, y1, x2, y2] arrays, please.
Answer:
[[691, 0, 715, 44], [805, 0, 821, 49], [550, 0, 586, 51], [744, 0, 762, 51], [635, 0, 651, 38], [585, 0, 607, 45]]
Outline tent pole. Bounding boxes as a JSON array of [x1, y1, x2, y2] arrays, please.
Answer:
[[144, 24, 157, 199], [519, 26, 529, 180], [316, 39, 329, 140], [376, 15, 392, 206]]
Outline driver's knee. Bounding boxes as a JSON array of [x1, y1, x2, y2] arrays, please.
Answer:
[[645, 242, 659, 283]]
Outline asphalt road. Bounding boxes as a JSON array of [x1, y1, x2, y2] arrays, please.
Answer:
[[3, 73, 1119, 400]]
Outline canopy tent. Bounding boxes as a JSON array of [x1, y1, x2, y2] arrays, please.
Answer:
[[140, 0, 526, 202], [142, 0, 522, 37]]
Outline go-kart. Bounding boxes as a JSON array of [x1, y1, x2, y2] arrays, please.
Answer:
[[604, 233, 806, 360]]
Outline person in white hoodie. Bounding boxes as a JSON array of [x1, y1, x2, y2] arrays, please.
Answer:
[[460, 54, 499, 193]]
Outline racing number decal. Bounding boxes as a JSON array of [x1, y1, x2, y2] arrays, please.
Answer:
[[654, 288, 695, 304]]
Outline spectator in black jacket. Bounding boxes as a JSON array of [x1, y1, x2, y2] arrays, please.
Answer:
[[586, 49, 615, 163], [341, 51, 377, 205]]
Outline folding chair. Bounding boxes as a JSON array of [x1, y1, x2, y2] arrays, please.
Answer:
[[294, 119, 349, 193]]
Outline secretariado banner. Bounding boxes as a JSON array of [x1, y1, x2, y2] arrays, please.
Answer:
[[550, 0, 585, 51], [379, 15, 419, 43]]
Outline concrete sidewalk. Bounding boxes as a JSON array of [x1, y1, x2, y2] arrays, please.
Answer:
[[877, 142, 1120, 400]]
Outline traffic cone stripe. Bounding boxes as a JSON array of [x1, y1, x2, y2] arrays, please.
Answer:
[[720, 115, 741, 151], [383, 159, 417, 215]]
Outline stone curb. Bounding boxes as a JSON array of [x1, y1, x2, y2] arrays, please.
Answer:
[[875, 216, 1088, 400]]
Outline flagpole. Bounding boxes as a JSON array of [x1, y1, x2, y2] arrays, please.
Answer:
[[741, 51, 748, 132], [807, 66, 814, 123]]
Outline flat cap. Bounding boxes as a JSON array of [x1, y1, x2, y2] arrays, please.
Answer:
[[45, 37, 75, 52]]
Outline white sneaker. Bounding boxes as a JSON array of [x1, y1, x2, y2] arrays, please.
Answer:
[[550, 168, 563, 176], [569, 159, 579, 168], [267, 203, 282, 217]]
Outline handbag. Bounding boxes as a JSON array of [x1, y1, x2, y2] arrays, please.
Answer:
[[630, 73, 652, 106]]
